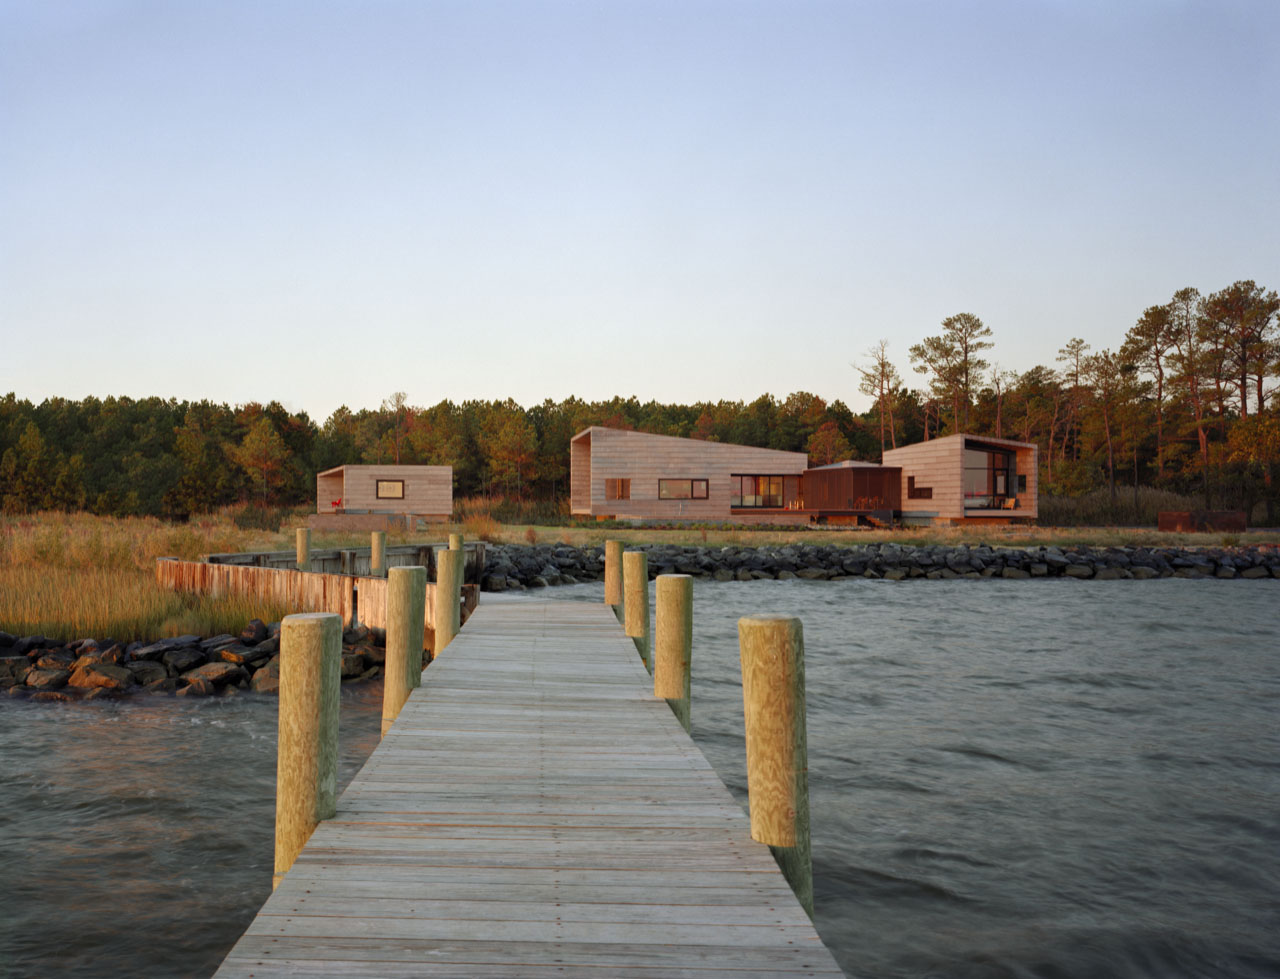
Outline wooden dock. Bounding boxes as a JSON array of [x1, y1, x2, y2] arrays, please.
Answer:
[[213, 599, 845, 977]]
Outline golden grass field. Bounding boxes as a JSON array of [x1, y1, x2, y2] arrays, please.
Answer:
[[1, 509, 1271, 641]]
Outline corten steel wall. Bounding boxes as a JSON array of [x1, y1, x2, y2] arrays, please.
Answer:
[[569, 426, 807, 521], [315, 465, 453, 517], [801, 467, 902, 511]]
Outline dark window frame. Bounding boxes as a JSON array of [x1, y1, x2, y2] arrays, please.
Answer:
[[730, 474, 788, 508], [375, 479, 405, 500], [657, 478, 708, 501]]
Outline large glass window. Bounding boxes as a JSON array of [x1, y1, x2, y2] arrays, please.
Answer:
[[732, 475, 784, 508], [963, 448, 1013, 509]]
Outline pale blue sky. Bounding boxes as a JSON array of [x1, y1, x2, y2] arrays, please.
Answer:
[[2, 0, 1276, 422]]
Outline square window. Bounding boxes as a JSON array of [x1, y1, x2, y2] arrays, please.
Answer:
[[376, 479, 405, 499]]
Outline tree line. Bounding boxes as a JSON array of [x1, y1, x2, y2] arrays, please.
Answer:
[[1, 277, 1276, 522]]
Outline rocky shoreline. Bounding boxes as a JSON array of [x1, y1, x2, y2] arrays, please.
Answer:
[[7, 541, 1275, 701], [1, 619, 387, 703], [482, 541, 1280, 589]]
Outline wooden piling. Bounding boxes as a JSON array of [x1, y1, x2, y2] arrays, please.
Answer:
[[382, 566, 426, 737], [295, 528, 311, 572], [434, 548, 463, 656], [274, 612, 340, 890], [604, 540, 623, 611], [623, 550, 650, 671], [654, 574, 692, 732], [370, 531, 386, 578], [448, 532, 463, 551], [737, 615, 813, 917]]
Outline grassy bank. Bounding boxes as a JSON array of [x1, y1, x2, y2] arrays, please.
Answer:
[[3, 508, 1272, 641]]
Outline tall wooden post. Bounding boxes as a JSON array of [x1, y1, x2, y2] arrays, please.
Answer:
[[382, 566, 426, 737], [623, 550, 650, 672], [274, 612, 340, 890], [434, 548, 463, 657], [604, 540, 623, 609], [370, 531, 386, 578], [295, 528, 311, 572], [738, 615, 812, 917], [654, 574, 692, 732]]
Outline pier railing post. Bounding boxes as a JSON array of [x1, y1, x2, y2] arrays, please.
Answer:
[[738, 615, 813, 917], [295, 528, 311, 572], [604, 540, 623, 619], [434, 548, 463, 657], [623, 550, 650, 671], [370, 531, 387, 578], [274, 612, 341, 890], [382, 565, 426, 737], [654, 574, 692, 731]]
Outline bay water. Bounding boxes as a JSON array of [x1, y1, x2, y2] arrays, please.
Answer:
[[2, 578, 1276, 977]]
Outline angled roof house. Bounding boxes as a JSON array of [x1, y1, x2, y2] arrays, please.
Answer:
[[571, 426, 1037, 526], [570, 427, 810, 524]]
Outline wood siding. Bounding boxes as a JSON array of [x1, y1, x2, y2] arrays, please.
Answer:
[[883, 437, 964, 520], [316, 465, 452, 517], [156, 558, 478, 635], [802, 467, 902, 511], [570, 427, 807, 521], [883, 433, 1038, 523]]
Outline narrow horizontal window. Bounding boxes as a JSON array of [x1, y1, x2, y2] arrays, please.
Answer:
[[376, 479, 405, 500], [658, 479, 693, 500]]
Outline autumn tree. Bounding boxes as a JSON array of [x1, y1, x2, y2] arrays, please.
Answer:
[[229, 417, 290, 506], [806, 421, 852, 466]]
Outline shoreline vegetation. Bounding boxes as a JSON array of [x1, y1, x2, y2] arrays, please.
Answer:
[[1, 509, 1274, 703], [1, 507, 1275, 649]]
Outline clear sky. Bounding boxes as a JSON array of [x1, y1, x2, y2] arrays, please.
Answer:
[[2, 0, 1277, 423]]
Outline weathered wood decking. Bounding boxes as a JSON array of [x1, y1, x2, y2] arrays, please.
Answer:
[[214, 599, 845, 977]]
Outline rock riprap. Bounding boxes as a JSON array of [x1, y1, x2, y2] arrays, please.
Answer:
[[480, 542, 1280, 590], [0, 619, 390, 702]]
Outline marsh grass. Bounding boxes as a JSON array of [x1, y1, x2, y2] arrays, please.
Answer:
[[2, 505, 1270, 642], [0, 566, 293, 642]]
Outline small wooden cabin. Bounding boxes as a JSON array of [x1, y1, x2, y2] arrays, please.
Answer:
[[310, 464, 452, 531], [882, 433, 1037, 525]]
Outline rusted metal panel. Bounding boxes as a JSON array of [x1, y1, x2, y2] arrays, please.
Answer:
[[801, 467, 902, 511], [1157, 510, 1247, 532]]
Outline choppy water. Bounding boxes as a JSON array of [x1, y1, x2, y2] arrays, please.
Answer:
[[3, 579, 1278, 978]]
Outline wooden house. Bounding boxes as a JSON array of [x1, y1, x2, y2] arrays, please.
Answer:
[[882, 433, 1037, 525], [570, 427, 810, 524], [571, 427, 1038, 526], [310, 464, 452, 531]]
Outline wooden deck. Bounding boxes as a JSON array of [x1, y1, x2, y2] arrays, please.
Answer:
[[214, 599, 845, 978]]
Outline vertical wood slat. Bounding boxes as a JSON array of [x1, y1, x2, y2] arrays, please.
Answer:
[[156, 558, 479, 636]]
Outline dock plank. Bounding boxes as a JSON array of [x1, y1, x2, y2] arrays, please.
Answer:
[[213, 599, 845, 977]]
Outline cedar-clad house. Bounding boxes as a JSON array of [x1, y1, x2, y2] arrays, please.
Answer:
[[310, 464, 453, 531], [882, 433, 1037, 525], [570, 427, 811, 525], [571, 426, 1038, 526]]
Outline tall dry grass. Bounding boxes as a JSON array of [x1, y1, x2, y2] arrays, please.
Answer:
[[0, 511, 302, 641]]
